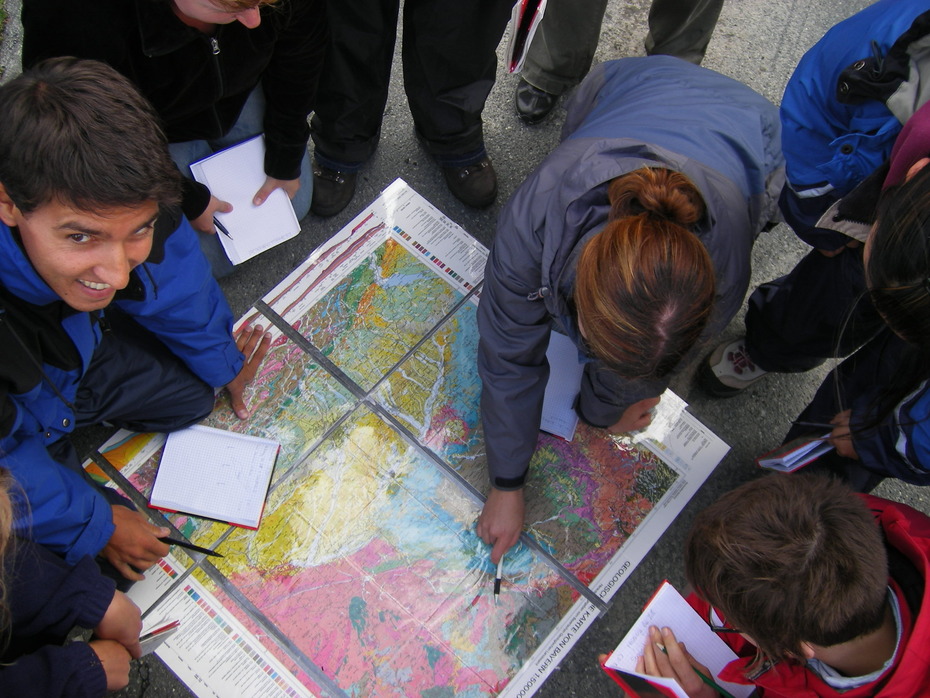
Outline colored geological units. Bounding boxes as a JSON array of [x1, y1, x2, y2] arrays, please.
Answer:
[[86, 180, 728, 697]]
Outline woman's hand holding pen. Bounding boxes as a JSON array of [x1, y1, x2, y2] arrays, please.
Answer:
[[477, 487, 525, 564], [102, 505, 170, 581], [225, 324, 272, 419], [638, 626, 721, 698]]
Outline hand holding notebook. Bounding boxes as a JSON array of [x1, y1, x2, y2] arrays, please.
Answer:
[[602, 581, 752, 698]]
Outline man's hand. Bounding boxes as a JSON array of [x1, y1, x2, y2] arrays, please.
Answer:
[[95, 591, 143, 658], [101, 506, 170, 581], [477, 487, 525, 564], [225, 324, 272, 419], [253, 176, 300, 207], [830, 409, 858, 459], [189, 195, 233, 234], [609, 397, 661, 434], [89, 640, 133, 691], [638, 626, 720, 698]]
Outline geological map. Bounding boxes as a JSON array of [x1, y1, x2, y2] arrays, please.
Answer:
[[86, 180, 728, 697]]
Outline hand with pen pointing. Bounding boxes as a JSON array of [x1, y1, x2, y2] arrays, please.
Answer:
[[637, 626, 721, 698], [101, 504, 170, 581]]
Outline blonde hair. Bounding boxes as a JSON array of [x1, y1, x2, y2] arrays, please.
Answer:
[[574, 168, 715, 379]]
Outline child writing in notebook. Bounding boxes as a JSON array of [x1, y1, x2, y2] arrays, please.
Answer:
[[0, 468, 144, 695], [628, 475, 930, 697], [0, 58, 270, 584]]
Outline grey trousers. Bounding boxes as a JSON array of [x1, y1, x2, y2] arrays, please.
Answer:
[[522, 0, 724, 95]]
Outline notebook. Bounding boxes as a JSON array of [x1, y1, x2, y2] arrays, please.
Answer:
[[756, 433, 834, 472], [189, 135, 300, 265], [602, 581, 752, 698], [149, 425, 280, 529]]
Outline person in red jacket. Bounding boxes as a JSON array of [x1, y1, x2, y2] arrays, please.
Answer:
[[632, 475, 930, 697]]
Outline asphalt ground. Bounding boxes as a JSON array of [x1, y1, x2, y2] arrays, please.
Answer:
[[2, 0, 928, 696]]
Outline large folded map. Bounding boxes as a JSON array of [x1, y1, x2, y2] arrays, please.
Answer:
[[85, 179, 728, 697]]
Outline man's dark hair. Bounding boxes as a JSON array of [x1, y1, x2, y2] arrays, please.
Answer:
[[686, 474, 888, 663], [0, 57, 180, 212]]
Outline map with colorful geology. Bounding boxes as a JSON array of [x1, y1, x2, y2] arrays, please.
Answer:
[[87, 180, 729, 697]]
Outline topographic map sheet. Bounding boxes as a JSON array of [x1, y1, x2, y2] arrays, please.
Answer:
[[87, 180, 729, 697]]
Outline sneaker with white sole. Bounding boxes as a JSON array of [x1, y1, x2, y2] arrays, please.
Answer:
[[699, 338, 768, 397]]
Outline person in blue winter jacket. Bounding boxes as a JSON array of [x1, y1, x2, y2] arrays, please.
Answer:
[[704, 0, 930, 394], [0, 58, 269, 582], [0, 469, 142, 696], [475, 56, 784, 562], [788, 105, 930, 492]]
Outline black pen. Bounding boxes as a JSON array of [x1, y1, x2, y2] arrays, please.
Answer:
[[792, 420, 836, 430], [213, 217, 233, 240], [494, 555, 503, 604], [159, 536, 224, 558]]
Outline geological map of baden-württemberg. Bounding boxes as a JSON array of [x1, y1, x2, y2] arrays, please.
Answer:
[[94, 181, 722, 698]]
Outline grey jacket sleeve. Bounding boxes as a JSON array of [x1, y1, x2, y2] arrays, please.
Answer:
[[576, 364, 668, 429], [477, 228, 552, 490]]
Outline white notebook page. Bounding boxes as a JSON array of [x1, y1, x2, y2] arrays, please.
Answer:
[[540, 330, 584, 440], [150, 425, 279, 529]]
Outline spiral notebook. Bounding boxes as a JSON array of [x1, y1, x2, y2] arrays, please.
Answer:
[[149, 425, 280, 529]]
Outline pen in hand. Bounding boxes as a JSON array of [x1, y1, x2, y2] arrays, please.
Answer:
[[655, 640, 735, 698], [213, 217, 233, 240], [159, 536, 224, 558], [494, 555, 504, 603]]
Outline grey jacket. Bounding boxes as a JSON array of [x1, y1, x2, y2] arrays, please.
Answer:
[[478, 56, 784, 488]]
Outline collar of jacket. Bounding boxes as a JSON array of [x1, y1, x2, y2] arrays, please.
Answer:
[[815, 161, 888, 243], [135, 0, 212, 58]]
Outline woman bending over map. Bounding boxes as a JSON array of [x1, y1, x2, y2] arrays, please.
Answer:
[[476, 56, 784, 562]]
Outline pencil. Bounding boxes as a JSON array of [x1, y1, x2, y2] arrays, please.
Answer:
[[656, 643, 735, 698], [792, 420, 835, 429], [159, 536, 224, 558]]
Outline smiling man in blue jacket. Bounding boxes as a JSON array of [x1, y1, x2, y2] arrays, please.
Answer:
[[0, 58, 269, 582]]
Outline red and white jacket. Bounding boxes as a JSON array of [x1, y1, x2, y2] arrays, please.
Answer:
[[688, 495, 930, 697]]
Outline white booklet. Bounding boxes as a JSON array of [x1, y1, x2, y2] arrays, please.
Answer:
[[189, 135, 300, 265], [539, 330, 584, 441], [603, 581, 752, 698], [756, 433, 833, 472], [149, 425, 280, 529]]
